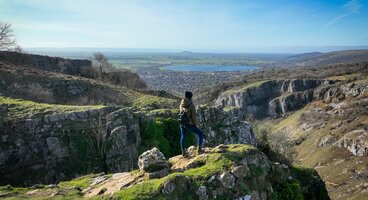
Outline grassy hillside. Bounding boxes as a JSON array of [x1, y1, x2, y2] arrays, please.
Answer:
[[288, 50, 368, 67], [0, 61, 178, 110]]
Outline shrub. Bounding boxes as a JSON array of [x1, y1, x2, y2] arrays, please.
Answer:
[[104, 70, 147, 89], [290, 166, 330, 200], [271, 180, 304, 200], [139, 118, 196, 158]]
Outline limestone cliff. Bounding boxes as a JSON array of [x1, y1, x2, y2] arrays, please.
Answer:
[[196, 106, 257, 146], [1, 97, 258, 187], [260, 78, 368, 200], [0, 106, 140, 186], [215, 79, 339, 118]]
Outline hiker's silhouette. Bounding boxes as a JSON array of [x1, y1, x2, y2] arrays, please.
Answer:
[[178, 91, 203, 157]]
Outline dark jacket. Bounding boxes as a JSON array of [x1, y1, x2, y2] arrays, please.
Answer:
[[179, 98, 198, 125]]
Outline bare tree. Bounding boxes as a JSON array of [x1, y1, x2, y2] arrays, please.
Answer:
[[0, 21, 17, 50], [91, 52, 114, 78], [85, 117, 108, 159]]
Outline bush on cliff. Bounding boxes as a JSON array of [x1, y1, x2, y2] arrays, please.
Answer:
[[139, 118, 196, 158]]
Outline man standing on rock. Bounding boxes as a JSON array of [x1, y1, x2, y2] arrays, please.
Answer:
[[179, 91, 203, 157]]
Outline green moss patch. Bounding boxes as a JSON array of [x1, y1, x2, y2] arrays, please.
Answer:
[[222, 80, 268, 95], [0, 185, 31, 198], [58, 174, 95, 190], [112, 178, 165, 200], [132, 94, 177, 110]]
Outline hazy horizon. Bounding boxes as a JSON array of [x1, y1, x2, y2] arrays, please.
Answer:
[[25, 45, 368, 55]]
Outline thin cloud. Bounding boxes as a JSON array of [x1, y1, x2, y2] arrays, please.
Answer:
[[325, 13, 350, 27], [325, 0, 362, 27], [344, 0, 362, 13]]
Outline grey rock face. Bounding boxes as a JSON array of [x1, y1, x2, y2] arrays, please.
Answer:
[[66, 83, 87, 95], [196, 186, 209, 200], [162, 179, 176, 195], [218, 171, 235, 189], [46, 137, 68, 159], [231, 165, 249, 178], [197, 106, 257, 147], [145, 105, 258, 148], [0, 106, 140, 186], [215, 79, 334, 118]]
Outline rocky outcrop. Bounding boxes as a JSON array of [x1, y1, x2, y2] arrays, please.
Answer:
[[164, 145, 289, 199], [268, 90, 315, 115], [313, 80, 367, 100], [214, 79, 356, 118], [4, 144, 329, 200], [215, 79, 332, 118], [335, 129, 368, 156], [0, 107, 140, 186], [197, 106, 257, 146]]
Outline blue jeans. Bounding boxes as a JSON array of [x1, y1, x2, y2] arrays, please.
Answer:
[[180, 124, 203, 150]]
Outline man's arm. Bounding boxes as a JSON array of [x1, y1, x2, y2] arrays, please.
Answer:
[[179, 99, 186, 112]]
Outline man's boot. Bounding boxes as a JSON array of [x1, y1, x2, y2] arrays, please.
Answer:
[[197, 145, 203, 155], [181, 148, 187, 157]]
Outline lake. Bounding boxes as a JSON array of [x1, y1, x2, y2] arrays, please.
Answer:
[[164, 65, 259, 72]]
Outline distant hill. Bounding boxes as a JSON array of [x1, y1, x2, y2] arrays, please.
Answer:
[[281, 50, 368, 67], [286, 52, 323, 60], [178, 50, 193, 54]]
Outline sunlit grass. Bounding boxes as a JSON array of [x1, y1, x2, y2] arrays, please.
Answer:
[[0, 95, 105, 121]]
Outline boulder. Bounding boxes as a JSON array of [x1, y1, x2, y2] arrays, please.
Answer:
[[138, 147, 170, 173]]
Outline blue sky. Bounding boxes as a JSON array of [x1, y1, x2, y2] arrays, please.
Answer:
[[0, 0, 367, 53]]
